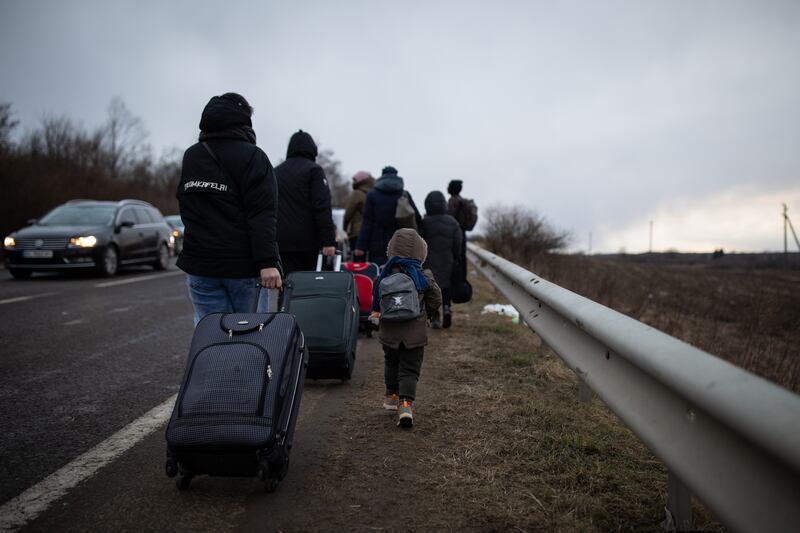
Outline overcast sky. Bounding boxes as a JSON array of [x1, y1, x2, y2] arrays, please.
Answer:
[[2, 1, 799, 252]]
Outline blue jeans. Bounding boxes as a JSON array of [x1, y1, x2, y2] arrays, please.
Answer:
[[185, 275, 268, 325]]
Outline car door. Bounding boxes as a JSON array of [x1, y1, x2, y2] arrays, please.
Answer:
[[115, 207, 142, 260], [134, 207, 159, 256], [147, 207, 169, 253]]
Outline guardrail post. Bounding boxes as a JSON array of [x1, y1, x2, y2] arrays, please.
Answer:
[[665, 471, 693, 532]]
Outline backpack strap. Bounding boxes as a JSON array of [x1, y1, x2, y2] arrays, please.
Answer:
[[201, 142, 244, 209]]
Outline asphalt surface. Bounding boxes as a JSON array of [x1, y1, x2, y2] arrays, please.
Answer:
[[0, 262, 382, 531]]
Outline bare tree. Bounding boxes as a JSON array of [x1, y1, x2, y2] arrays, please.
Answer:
[[0, 99, 180, 239], [103, 97, 149, 178], [41, 115, 78, 161], [0, 102, 18, 154], [317, 148, 350, 208], [483, 204, 570, 263]]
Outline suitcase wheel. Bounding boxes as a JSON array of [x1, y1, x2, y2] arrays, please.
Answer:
[[165, 459, 178, 478], [264, 477, 279, 493], [257, 463, 269, 481], [176, 473, 192, 491]]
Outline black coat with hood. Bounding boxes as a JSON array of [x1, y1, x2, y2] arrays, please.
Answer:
[[176, 93, 280, 278], [274, 131, 336, 253], [355, 166, 422, 262], [420, 191, 462, 289]]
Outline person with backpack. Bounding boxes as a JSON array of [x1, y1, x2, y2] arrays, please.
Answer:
[[354, 166, 422, 266], [343, 170, 375, 255], [369, 228, 441, 428], [447, 180, 478, 232], [420, 191, 462, 329], [176, 92, 282, 325], [274, 130, 337, 274]]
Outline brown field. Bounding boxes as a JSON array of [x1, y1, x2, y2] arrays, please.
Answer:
[[519, 253, 800, 395]]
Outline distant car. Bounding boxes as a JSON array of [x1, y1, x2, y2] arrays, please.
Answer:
[[164, 215, 184, 256], [3, 199, 173, 279]]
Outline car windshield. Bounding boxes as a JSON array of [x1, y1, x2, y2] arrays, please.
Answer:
[[38, 205, 116, 227], [165, 215, 184, 229]]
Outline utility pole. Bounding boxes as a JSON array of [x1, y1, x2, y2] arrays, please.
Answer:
[[588, 232, 592, 255], [784, 204, 800, 254], [649, 220, 653, 254]]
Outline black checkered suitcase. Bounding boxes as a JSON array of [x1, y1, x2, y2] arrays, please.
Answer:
[[164, 282, 308, 492]]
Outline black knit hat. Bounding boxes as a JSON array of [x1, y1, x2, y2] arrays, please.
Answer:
[[448, 180, 463, 195], [382, 166, 398, 175], [220, 92, 253, 114]]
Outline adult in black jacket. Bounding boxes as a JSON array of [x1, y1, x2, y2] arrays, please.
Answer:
[[354, 166, 421, 266], [177, 93, 281, 324], [420, 190, 462, 328], [274, 130, 336, 274]]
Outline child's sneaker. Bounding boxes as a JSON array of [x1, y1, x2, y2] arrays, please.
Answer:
[[397, 399, 414, 428], [430, 313, 442, 329], [383, 392, 399, 410]]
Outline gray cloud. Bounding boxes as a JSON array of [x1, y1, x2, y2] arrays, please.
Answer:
[[2, 0, 799, 251]]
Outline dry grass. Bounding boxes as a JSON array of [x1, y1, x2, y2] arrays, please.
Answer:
[[317, 268, 723, 532], [526, 254, 800, 394]]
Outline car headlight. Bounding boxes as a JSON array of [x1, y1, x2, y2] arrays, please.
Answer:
[[69, 235, 97, 248], [171, 229, 180, 238], [3, 236, 15, 248]]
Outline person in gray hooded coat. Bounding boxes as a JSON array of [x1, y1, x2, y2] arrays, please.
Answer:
[[420, 190, 462, 328]]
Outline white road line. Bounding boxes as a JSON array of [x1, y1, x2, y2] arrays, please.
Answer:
[[94, 270, 184, 288], [0, 394, 177, 532], [0, 292, 59, 306]]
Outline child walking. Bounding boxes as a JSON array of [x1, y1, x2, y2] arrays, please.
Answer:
[[370, 229, 442, 428]]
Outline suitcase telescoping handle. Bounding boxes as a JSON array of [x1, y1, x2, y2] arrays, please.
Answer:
[[316, 250, 343, 272], [250, 280, 294, 314]]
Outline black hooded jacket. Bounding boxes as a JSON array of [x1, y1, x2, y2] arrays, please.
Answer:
[[176, 94, 280, 278], [420, 191, 462, 289], [274, 131, 336, 252]]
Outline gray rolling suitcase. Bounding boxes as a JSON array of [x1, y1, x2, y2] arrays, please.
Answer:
[[165, 282, 308, 492], [287, 252, 359, 380]]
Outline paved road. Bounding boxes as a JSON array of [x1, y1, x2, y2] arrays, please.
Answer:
[[0, 263, 382, 531]]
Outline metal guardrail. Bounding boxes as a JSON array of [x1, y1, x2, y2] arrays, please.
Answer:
[[467, 243, 800, 533]]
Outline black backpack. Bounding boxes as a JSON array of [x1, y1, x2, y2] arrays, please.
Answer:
[[456, 198, 478, 231]]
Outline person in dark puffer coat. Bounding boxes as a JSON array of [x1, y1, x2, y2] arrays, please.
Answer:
[[274, 130, 337, 274], [354, 166, 421, 266], [177, 92, 281, 325], [420, 190, 462, 329]]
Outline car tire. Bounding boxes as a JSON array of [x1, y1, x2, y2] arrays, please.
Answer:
[[153, 243, 169, 271], [9, 268, 32, 279], [99, 246, 119, 277]]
